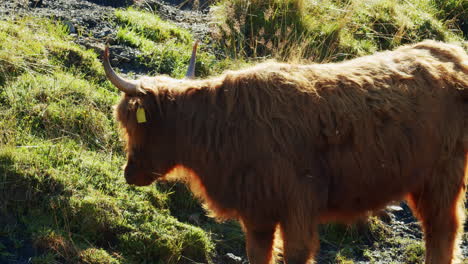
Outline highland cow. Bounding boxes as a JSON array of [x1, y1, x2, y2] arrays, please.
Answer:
[[104, 40, 468, 264]]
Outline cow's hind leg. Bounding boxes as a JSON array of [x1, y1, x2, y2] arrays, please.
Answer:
[[407, 155, 467, 264]]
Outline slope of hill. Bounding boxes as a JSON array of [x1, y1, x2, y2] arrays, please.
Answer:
[[0, 0, 466, 263]]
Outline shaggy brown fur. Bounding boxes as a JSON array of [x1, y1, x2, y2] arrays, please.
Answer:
[[114, 40, 468, 264]]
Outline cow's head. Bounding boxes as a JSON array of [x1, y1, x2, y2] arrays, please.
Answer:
[[104, 42, 198, 186]]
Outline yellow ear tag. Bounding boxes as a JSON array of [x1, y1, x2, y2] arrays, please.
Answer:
[[136, 107, 147, 123]]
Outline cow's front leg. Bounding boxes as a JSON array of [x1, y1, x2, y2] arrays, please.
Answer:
[[280, 217, 318, 264], [243, 220, 277, 264]]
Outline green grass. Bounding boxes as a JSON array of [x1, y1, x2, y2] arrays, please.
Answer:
[[0, 17, 216, 264], [114, 8, 241, 78], [0, 18, 103, 85], [402, 240, 425, 264], [0, 87, 215, 263], [318, 216, 396, 263], [2, 72, 118, 150], [115, 8, 192, 44], [211, 0, 465, 62]]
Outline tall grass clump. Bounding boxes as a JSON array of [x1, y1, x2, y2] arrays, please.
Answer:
[[211, 0, 465, 62], [431, 0, 467, 37], [211, 0, 317, 61]]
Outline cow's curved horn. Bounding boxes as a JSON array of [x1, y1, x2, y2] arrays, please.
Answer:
[[185, 41, 199, 79], [103, 46, 143, 95]]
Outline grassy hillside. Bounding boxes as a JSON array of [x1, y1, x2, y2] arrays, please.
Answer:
[[0, 1, 466, 263], [0, 17, 221, 264]]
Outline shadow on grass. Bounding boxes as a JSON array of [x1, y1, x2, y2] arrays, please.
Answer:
[[158, 182, 247, 261], [0, 153, 70, 263]]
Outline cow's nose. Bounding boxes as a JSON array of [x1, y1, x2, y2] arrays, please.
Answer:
[[123, 162, 154, 186], [124, 162, 137, 185]]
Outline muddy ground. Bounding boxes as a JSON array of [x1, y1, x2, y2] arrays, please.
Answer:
[[0, 0, 466, 263], [0, 0, 209, 76]]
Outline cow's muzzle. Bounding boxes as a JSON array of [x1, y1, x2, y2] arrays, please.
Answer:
[[124, 163, 155, 186]]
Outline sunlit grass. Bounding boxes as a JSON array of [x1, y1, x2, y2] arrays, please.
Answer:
[[0, 17, 215, 264], [115, 8, 242, 78], [0, 18, 103, 85], [115, 8, 192, 43], [211, 0, 465, 62]]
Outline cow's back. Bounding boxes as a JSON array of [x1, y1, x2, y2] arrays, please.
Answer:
[[214, 41, 467, 216]]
